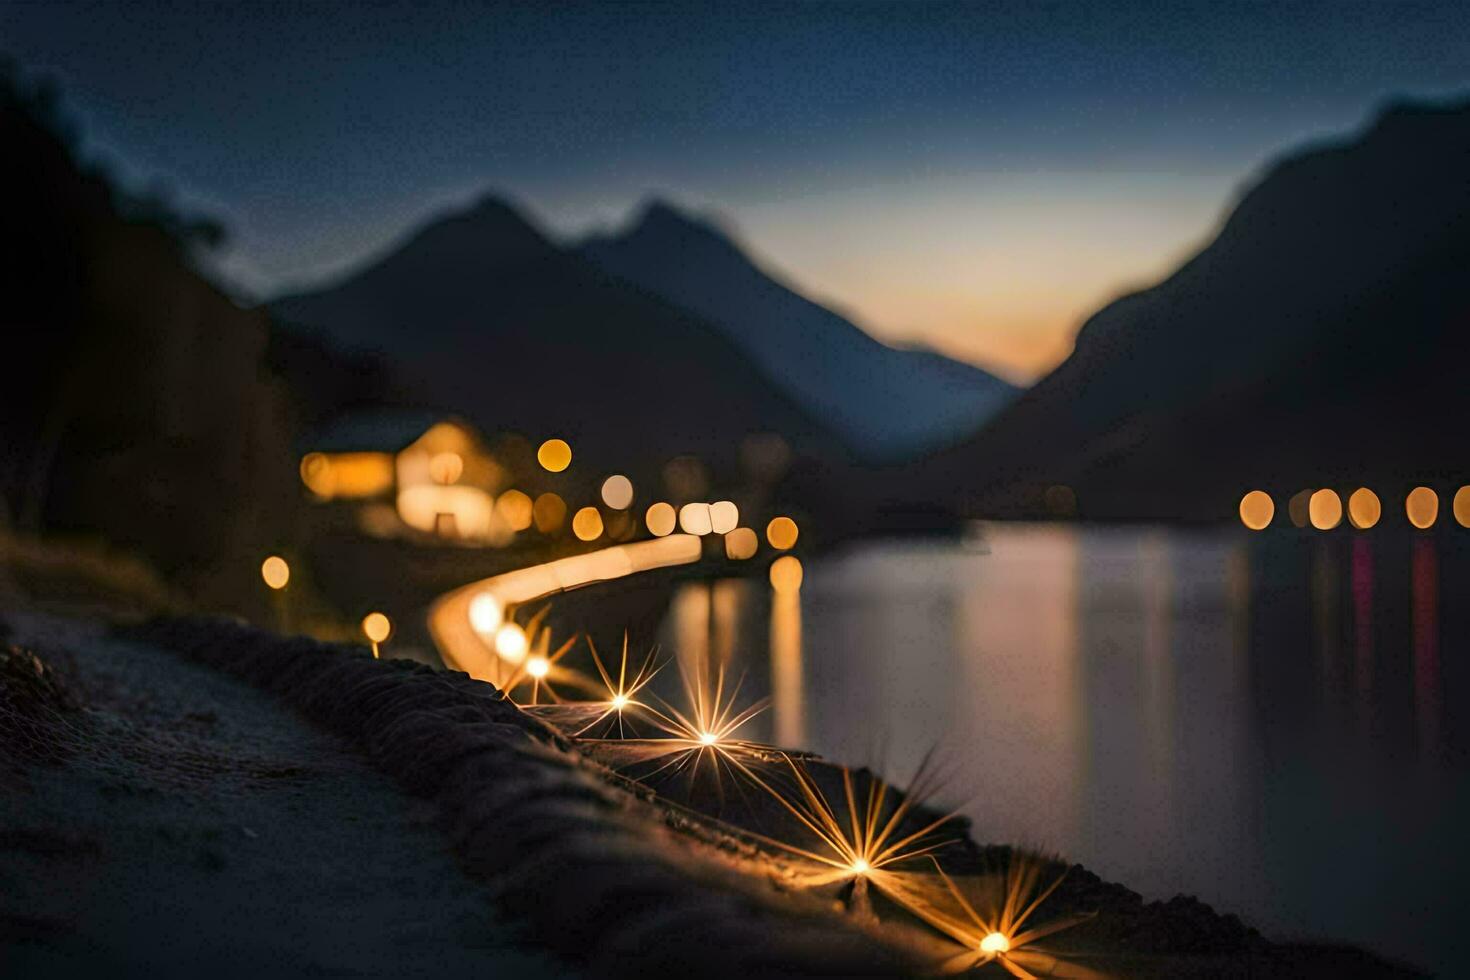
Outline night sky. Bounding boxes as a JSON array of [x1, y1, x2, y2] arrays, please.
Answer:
[[5, 1, 1468, 380]]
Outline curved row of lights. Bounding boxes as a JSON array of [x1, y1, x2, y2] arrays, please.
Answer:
[[525, 440, 802, 553], [1239, 485, 1470, 531]]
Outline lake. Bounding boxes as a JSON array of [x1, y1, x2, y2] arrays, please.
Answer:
[[657, 524, 1469, 974]]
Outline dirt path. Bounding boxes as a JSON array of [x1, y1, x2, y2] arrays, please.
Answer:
[[0, 612, 569, 979]]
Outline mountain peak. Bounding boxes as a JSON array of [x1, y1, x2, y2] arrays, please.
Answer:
[[581, 197, 1018, 457], [619, 198, 751, 263]]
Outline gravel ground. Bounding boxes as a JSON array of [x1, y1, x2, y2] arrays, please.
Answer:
[[0, 611, 569, 979]]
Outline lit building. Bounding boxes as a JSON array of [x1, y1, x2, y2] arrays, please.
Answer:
[[298, 410, 510, 544]]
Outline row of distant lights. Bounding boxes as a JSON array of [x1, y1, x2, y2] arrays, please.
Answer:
[[526, 439, 801, 553], [465, 439, 806, 670], [1239, 486, 1470, 531]]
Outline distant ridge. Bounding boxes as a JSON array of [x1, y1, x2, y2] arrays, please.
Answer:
[[269, 192, 871, 533], [580, 201, 1018, 459], [906, 96, 1470, 521]]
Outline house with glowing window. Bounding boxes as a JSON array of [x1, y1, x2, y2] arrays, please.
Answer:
[[299, 411, 511, 544]]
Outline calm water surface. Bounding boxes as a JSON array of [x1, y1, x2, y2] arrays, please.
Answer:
[[658, 525, 1469, 974]]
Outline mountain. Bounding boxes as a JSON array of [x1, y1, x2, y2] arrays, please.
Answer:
[[270, 196, 866, 530], [904, 97, 1470, 522], [580, 202, 1018, 459]]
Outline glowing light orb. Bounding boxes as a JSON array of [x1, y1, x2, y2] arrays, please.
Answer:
[[600, 474, 634, 510], [1308, 489, 1342, 530], [468, 593, 503, 634], [495, 489, 534, 531], [261, 555, 290, 590], [645, 501, 677, 536], [679, 502, 713, 536], [980, 932, 1010, 954], [1455, 486, 1470, 528], [709, 500, 739, 534], [724, 526, 758, 560], [611, 694, 628, 710], [299, 452, 330, 495], [1287, 489, 1312, 528], [428, 451, 464, 485], [526, 656, 550, 679], [1406, 486, 1439, 529], [770, 555, 803, 594], [361, 612, 391, 643], [849, 858, 870, 875], [572, 506, 605, 541], [533, 492, 566, 533], [766, 516, 799, 550], [698, 731, 718, 745], [537, 438, 572, 473], [1238, 490, 1274, 530], [1347, 488, 1381, 530], [495, 623, 528, 663]]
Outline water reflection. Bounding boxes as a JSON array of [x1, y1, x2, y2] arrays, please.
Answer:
[[659, 524, 1467, 974], [770, 584, 804, 746]]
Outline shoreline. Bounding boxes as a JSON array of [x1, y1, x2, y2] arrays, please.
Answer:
[[3, 604, 1427, 977]]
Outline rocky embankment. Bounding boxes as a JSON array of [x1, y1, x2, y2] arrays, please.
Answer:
[[2, 611, 1427, 978]]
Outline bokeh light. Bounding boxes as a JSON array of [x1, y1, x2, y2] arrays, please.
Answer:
[[1406, 486, 1439, 529], [1455, 486, 1470, 528], [537, 438, 572, 473], [469, 592, 503, 634], [533, 492, 566, 533], [572, 506, 605, 541], [724, 527, 758, 560], [260, 555, 290, 590], [495, 623, 528, 663], [1287, 489, 1312, 528], [601, 474, 634, 510], [298, 451, 394, 499], [1347, 488, 1381, 530], [1308, 489, 1342, 530], [679, 502, 713, 535], [299, 453, 330, 495], [646, 501, 677, 536], [709, 500, 739, 534], [1238, 490, 1273, 530], [770, 555, 804, 594], [362, 611, 392, 643], [495, 489, 534, 531], [766, 516, 799, 550]]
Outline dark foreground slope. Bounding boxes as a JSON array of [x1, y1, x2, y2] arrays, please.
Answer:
[[906, 98, 1470, 522], [2, 606, 1426, 978], [0, 615, 566, 979]]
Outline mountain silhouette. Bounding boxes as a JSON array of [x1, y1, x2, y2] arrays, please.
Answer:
[[907, 97, 1470, 522], [581, 201, 1017, 459], [271, 195, 863, 526]]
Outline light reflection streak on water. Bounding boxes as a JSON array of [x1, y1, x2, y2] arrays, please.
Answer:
[[660, 524, 1465, 975], [770, 584, 804, 747]]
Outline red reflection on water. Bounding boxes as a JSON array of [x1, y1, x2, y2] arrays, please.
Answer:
[[1351, 538, 1374, 707], [1411, 537, 1441, 754]]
